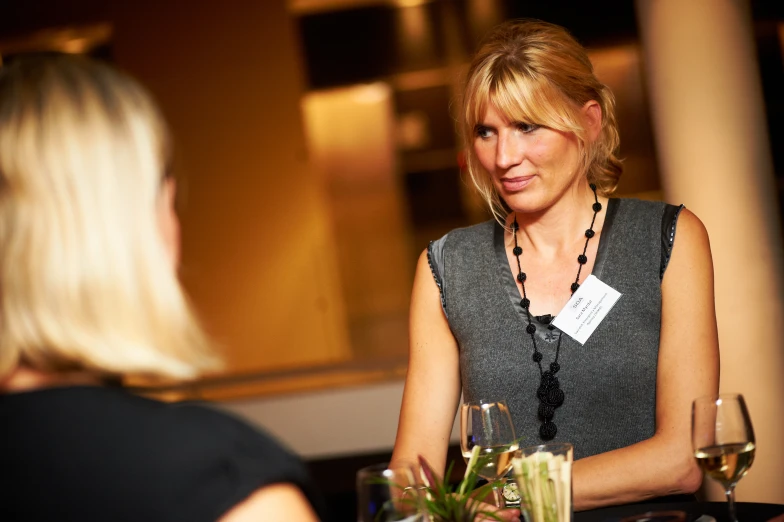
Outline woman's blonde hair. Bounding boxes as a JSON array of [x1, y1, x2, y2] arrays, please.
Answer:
[[0, 54, 218, 381], [461, 19, 623, 223]]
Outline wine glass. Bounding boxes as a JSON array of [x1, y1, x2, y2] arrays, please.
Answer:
[[692, 393, 756, 522], [460, 399, 518, 507], [356, 462, 424, 522]]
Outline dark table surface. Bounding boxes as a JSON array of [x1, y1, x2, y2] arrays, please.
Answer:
[[576, 501, 784, 522]]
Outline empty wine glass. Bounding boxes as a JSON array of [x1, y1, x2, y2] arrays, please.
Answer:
[[460, 399, 518, 507], [356, 462, 424, 521], [692, 393, 756, 522]]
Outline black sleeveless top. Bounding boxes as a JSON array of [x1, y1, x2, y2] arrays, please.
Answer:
[[0, 385, 324, 521]]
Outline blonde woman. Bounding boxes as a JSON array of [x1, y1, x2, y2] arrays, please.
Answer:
[[0, 54, 321, 521], [391, 20, 719, 512]]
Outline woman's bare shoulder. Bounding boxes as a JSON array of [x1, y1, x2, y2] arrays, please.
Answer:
[[219, 483, 319, 522]]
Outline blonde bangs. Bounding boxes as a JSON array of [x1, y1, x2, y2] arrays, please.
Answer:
[[464, 53, 586, 143], [491, 73, 583, 137]]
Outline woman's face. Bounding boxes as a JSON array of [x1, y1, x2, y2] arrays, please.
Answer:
[[473, 103, 585, 214]]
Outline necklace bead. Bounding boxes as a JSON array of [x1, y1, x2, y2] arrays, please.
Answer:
[[538, 403, 555, 420], [548, 387, 565, 407], [540, 421, 557, 440]]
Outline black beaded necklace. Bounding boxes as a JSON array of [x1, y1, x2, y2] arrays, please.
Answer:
[[511, 183, 602, 440]]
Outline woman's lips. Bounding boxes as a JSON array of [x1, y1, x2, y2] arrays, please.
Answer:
[[500, 175, 535, 192]]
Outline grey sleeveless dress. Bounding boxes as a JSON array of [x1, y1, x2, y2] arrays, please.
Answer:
[[428, 198, 683, 459]]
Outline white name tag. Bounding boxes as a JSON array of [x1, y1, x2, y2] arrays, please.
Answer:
[[551, 275, 621, 345]]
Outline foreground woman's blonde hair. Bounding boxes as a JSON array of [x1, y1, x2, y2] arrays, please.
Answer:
[[0, 54, 218, 381], [461, 19, 623, 223]]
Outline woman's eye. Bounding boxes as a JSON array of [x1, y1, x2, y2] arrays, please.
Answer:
[[516, 122, 540, 133], [474, 125, 493, 139]]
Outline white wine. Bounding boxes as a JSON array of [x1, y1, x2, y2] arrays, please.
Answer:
[[463, 443, 519, 481], [695, 442, 755, 487]]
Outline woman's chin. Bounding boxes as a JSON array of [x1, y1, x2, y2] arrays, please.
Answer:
[[501, 191, 548, 215]]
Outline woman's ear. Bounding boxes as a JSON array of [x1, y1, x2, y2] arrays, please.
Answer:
[[158, 177, 181, 271], [582, 100, 602, 142]]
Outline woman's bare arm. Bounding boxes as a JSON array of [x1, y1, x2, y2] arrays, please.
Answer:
[[219, 483, 319, 522], [572, 208, 720, 510], [390, 249, 462, 475], [392, 251, 521, 522]]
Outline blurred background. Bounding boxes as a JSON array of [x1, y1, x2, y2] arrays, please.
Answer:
[[1, 0, 783, 519]]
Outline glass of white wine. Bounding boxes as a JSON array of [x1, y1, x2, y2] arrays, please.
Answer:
[[692, 393, 756, 522], [460, 399, 519, 508]]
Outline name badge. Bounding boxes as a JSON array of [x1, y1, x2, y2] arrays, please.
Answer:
[[551, 275, 621, 345]]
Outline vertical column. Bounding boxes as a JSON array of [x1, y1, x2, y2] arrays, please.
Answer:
[[636, 0, 784, 503]]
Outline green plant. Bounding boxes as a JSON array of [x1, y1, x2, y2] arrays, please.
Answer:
[[416, 447, 506, 522]]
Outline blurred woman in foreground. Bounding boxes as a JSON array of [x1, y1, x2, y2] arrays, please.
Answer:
[[0, 54, 321, 521]]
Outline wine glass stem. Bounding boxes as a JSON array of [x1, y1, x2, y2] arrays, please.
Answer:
[[492, 485, 504, 508], [725, 486, 738, 522]]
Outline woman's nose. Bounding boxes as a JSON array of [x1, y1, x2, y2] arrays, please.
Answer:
[[496, 133, 523, 170]]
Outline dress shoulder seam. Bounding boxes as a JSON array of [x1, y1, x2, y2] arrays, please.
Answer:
[[427, 239, 447, 313], [660, 203, 685, 280]]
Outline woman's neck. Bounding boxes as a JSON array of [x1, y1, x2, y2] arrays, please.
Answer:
[[0, 366, 103, 394], [510, 182, 605, 258]]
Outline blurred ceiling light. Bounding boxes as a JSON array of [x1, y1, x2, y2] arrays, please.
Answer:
[[60, 38, 91, 54], [288, 0, 430, 15], [395, 0, 435, 69], [352, 82, 390, 104], [395, 0, 429, 7], [0, 23, 112, 56]]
